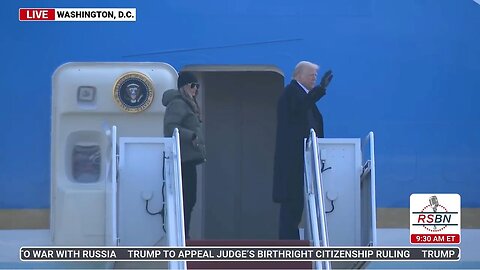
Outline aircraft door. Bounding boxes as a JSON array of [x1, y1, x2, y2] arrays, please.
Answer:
[[51, 62, 177, 245]]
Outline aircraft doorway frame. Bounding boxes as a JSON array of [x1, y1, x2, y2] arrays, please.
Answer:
[[181, 65, 284, 239]]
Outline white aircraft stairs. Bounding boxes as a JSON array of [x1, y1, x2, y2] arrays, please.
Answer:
[[303, 129, 378, 269], [51, 126, 376, 270]]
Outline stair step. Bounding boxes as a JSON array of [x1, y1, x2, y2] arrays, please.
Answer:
[[186, 240, 312, 269]]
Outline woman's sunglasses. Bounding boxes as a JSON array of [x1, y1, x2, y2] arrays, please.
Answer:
[[190, 83, 200, 89]]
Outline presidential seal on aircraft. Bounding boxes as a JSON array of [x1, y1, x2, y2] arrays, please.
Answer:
[[113, 71, 154, 113]]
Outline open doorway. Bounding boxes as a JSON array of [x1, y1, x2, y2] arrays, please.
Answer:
[[182, 65, 284, 239]]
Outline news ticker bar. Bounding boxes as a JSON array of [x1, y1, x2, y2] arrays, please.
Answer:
[[19, 8, 136, 21], [20, 247, 460, 261]]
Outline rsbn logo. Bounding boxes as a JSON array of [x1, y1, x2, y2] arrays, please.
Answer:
[[410, 194, 460, 244]]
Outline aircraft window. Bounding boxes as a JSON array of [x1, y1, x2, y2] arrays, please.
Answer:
[[72, 145, 101, 183]]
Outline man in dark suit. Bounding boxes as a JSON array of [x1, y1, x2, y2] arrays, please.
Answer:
[[273, 61, 333, 239]]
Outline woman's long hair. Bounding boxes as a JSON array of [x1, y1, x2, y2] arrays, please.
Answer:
[[179, 86, 202, 122]]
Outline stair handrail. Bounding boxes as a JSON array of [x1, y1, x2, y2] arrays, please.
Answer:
[[304, 129, 331, 270], [167, 128, 186, 270]]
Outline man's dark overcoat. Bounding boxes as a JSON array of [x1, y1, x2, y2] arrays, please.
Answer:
[[273, 80, 325, 202]]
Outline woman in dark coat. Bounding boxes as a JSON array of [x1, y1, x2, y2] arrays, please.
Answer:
[[162, 71, 206, 239]]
